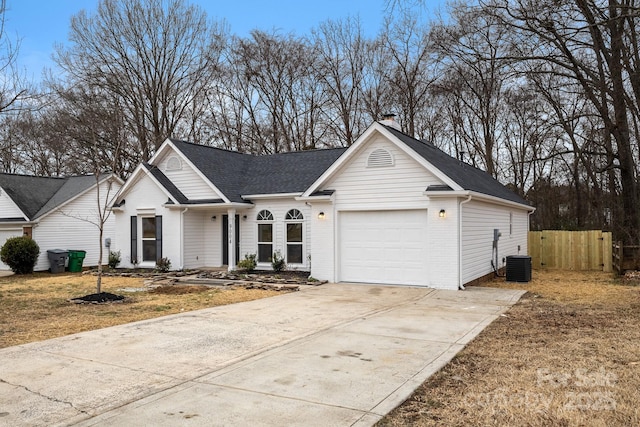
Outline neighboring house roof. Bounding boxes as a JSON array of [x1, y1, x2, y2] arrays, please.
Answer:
[[0, 173, 114, 221], [0, 174, 66, 219], [383, 125, 530, 205], [169, 139, 347, 202]]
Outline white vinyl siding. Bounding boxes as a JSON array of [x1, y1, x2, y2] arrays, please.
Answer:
[[114, 173, 181, 269], [239, 200, 312, 271], [31, 179, 121, 271], [312, 137, 447, 285], [183, 211, 205, 269], [156, 151, 223, 200], [461, 200, 529, 284], [0, 189, 26, 219], [327, 137, 442, 211]]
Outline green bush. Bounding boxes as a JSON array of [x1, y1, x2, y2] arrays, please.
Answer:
[[0, 236, 40, 274], [237, 253, 257, 272], [108, 250, 121, 269], [155, 257, 171, 272], [271, 250, 286, 272]]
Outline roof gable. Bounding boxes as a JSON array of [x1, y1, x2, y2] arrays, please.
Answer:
[[168, 139, 247, 202], [0, 174, 65, 219], [303, 122, 529, 207], [0, 173, 114, 220], [383, 126, 529, 206]]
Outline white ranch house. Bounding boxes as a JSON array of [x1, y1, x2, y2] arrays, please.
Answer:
[[0, 173, 122, 271], [112, 120, 534, 290]]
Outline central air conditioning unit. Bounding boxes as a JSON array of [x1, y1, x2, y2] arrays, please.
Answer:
[[506, 255, 531, 283]]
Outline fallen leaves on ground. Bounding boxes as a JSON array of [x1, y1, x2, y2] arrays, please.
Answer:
[[377, 269, 640, 427]]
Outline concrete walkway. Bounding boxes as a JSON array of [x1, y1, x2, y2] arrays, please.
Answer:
[[0, 283, 524, 427]]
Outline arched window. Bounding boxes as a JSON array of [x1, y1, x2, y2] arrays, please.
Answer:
[[285, 209, 303, 221], [367, 148, 394, 168], [257, 210, 274, 221], [257, 210, 273, 263], [285, 209, 304, 264]]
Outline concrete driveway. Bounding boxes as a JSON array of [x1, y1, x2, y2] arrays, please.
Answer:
[[0, 283, 524, 427]]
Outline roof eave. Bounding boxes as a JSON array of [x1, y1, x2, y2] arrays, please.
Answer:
[[163, 202, 254, 210], [242, 192, 301, 200], [425, 190, 534, 211], [295, 195, 334, 202]]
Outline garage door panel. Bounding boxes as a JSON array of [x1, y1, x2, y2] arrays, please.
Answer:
[[339, 210, 428, 286]]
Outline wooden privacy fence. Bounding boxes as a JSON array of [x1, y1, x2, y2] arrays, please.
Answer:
[[612, 241, 640, 274], [528, 230, 612, 272]]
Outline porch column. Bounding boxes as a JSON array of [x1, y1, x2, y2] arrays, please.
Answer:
[[227, 208, 236, 271]]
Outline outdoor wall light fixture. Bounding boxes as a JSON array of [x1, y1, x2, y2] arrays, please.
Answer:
[[318, 212, 325, 220], [211, 215, 217, 222], [439, 209, 446, 218], [243, 215, 247, 220]]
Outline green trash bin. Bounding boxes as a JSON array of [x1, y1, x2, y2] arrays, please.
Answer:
[[67, 250, 87, 272]]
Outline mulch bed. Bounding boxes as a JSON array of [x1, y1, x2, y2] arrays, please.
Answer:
[[69, 292, 125, 304]]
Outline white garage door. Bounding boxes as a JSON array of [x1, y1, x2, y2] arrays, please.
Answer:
[[0, 229, 23, 270], [339, 210, 428, 286]]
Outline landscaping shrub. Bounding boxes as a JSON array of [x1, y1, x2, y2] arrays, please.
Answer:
[[271, 250, 286, 272], [155, 257, 171, 272], [0, 236, 40, 274], [108, 250, 121, 269], [237, 253, 257, 272]]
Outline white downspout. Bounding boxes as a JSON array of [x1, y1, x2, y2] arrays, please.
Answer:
[[458, 194, 472, 290], [180, 208, 189, 270]]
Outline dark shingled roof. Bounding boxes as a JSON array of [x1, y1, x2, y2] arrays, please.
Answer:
[[0, 173, 108, 220], [169, 139, 346, 202], [165, 125, 527, 207], [143, 163, 188, 204], [382, 125, 529, 206], [0, 174, 65, 219], [241, 149, 347, 196]]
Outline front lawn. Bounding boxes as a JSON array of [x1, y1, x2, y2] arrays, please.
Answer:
[[378, 270, 640, 427], [0, 273, 287, 348]]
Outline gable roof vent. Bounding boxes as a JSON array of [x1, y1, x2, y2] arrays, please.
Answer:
[[165, 156, 182, 171], [367, 148, 394, 168]]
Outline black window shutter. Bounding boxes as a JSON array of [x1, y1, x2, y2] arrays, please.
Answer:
[[130, 216, 137, 263], [155, 215, 163, 261]]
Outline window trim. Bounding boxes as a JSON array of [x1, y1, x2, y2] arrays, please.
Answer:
[[284, 209, 304, 265], [257, 210, 274, 264], [137, 215, 162, 266]]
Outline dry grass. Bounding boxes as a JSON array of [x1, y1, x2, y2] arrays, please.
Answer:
[[378, 269, 640, 427], [0, 273, 286, 348]]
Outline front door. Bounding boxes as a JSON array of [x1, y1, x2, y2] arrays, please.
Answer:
[[222, 214, 240, 265]]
